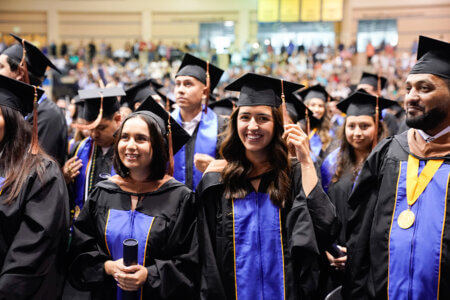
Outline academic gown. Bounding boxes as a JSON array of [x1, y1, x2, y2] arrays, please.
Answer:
[[68, 178, 198, 300], [28, 95, 68, 166], [0, 158, 70, 299], [196, 159, 338, 300], [343, 130, 450, 299]]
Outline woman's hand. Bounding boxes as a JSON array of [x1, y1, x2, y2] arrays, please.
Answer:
[[63, 156, 83, 183], [282, 124, 312, 164], [115, 265, 148, 291], [326, 246, 347, 271], [104, 259, 148, 291], [194, 153, 215, 173]]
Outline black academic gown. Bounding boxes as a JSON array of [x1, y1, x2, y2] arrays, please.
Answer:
[[0, 158, 70, 299], [343, 131, 450, 299], [197, 160, 337, 300], [28, 96, 68, 166], [68, 178, 198, 300]]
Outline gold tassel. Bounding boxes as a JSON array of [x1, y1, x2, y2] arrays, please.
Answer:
[[167, 113, 174, 176], [372, 95, 379, 149], [204, 61, 210, 114], [72, 92, 104, 130], [280, 79, 289, 126], [30, 86, 39, 154]]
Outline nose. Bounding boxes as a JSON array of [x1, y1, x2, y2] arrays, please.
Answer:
[[126, 138, 137, 150], [248, 117, 258, 130], [404, 87, 419, 104], [353, 126, 362, 137], [175, 84, 185, 95]]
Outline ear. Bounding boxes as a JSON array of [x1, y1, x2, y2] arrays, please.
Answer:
[[15, 67, 25, 81], [113, 112, 122, 124]]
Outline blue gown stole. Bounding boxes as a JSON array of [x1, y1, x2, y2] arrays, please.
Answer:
[[388, 160, 450, 299], [172, 106, 218, 191], [105, 208, 155, 300], [309, 130, 322, 163], [73, 137, 116, 212], [232, 192, 286, 300], [320, 147, 340, 192]]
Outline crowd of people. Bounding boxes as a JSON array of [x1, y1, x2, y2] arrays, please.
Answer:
[[0, 31, 448, 300]]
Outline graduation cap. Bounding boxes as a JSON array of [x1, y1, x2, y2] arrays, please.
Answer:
[[409, 35, 450, 79], [136, 95, 190, 175], [208, 96, 237, 117], [74, 87, 125, 130], [357, 72, 387, 96], [225, 73, 312, 132], [0, 74, 44, 116], [176, 53, 224, 112], [121, 78, 162, 109], [2, 33, 61, 79], [337, 90, 397, 148], [295, 84, 332, 103], [287, 95, 318, 125]]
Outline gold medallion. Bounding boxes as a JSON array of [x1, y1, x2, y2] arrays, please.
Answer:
[[397, 209, 415, 229]]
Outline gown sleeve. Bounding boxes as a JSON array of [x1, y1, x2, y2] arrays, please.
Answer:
[[343, 137, 392, 299], [68, 187, 111, 291], [0, 160, 70, 299], [196, 172, 227, 300], [291, 161, 339, 249], [145, 190, 199, 299]]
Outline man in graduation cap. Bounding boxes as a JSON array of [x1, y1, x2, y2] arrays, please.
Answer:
[[171, 53, 224, 190], [0, 33, 68, 166], [344, 36, 450, 299], [357, 72, 400, 136], [64, 87, 125, 220]]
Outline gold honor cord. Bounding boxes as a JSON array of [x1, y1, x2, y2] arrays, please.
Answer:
[[398, 155, 444, 229]]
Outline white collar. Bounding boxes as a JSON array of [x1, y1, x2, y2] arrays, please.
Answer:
[[181, 110, 202, 135], [417, 126, 450, 143]]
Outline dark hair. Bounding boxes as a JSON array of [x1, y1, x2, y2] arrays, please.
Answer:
[[220, 106, 291, 207], [113, 113, 168, 181], [7, 56, 44, 87], [0, 106, 48, 204], [332, 116, 387, 183]]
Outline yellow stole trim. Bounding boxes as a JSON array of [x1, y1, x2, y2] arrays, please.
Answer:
[[141, 217, 156, 300], [104, 209, 112, 257], [308, 128, 317, 140], [406, 155, 444, 207], [279, 209, 286, 300]]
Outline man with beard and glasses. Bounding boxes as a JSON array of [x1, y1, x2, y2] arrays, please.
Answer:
[[343, 35, 450, 299]]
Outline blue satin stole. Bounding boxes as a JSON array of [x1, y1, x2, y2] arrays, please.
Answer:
[[309, 132, 322, 162], [73, 137, 116, 211], [105, 209, 155, 300], [388, 161, 450, 299], [0, 177, 4, 188], [172, 106, 217, 191], [320, 147, 340, 192], [232, 192, 285, 300]]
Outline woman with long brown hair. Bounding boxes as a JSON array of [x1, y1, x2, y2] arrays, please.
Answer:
[[0, 74, 69, 298], [197, 73, 337, 300], [318, 91, 396, 296]]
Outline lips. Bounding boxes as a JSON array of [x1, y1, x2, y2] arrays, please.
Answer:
[[246, 133, 262, 141], [125, 153, 138, 160]]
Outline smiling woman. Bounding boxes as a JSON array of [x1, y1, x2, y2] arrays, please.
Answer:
[[68, 97, 198, 300]]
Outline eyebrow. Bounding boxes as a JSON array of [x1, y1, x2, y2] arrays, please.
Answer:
[[405, 79, 434, 86], [239, 112, 272, 117]]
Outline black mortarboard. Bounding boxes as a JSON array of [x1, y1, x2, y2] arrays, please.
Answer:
[[136, 96, 190, 155], [409, 35, 450, 79], [225, 73, 304, 107], [176, 53, 224, 91], [295, 84, 331, 103], [78, 87, 125, 122], [122, 78, 162, 108], [288, 94, 318, 124], [0, 74, 44, 116], [2, 33, 61, 77], [208, 96, 237, 117], [358, 72, 387, 91], [337, 90, 397, 116]]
